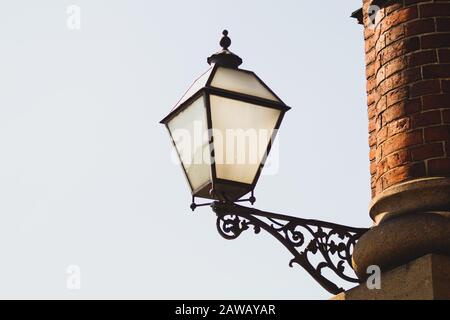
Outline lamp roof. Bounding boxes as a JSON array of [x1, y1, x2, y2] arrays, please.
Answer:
[[207, 30, 243, 69]]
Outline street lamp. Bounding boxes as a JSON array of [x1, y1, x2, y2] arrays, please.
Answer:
[[160, 30, 368, 295], [160, 30, 289, 206]]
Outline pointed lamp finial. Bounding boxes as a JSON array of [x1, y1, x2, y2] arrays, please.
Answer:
[[220, 30, 231, 50], [207, 29, 242, 69]]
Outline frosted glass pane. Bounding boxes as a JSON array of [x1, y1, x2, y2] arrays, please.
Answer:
[[210, 68, 280, 102], [173, 67, 213, 109], [210, 95, 281, 184], [168, 97, 211, 191]]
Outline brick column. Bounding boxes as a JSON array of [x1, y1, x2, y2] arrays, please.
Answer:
[[351, 0, 450, 279]]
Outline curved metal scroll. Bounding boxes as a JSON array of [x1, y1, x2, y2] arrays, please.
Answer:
[[211, 202, 369, 295]]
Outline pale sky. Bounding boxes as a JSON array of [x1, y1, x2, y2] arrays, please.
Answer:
[[0, 0, 370, 299]]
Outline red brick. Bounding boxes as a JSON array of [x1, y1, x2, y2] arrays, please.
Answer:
[[377, 126, 389, 145], [380, 37, 420, 65], [375, 176, 383, 194], [383, 6, 418, 29], [365, 24, 374, 40], [410, 143, 444, 161], [385, 24, 405, 46], [370, 155, 378, 173], [443, 109, 450, 123], [386, 87, 409, 108], [370, 147, 376, 161], [384, 56, 407, 78], [376, 66, 386, 85], [383, 102, 405, 124], [420, 3, 450, 18], [369, 132, 377, 147], [424, 125, 450, 142], [407, 50, 438, 67], [366, 62, 376, 80], [421, 33, 450, 49], [380, 162, 426, 189], [428, 158, 450, 175], [368, 105, 377, 119], [386, 149, 410, 169], [367, 92, 377, 107], [379, 68, 421, 96], [442, 80, 450, 93], [366, 49, 376, 66], [377, 149, 410, 178], [371, 171, 376, 186], [369, 117, 376, 133], [376, 145, 383, 163], [388, 117, 411, 136], [370, 160, 377, 175], [367, 76, 376, 93], [405, 18, 435, 36], [384, 2, 403, 15], [422, 94, 450, 110], [410, 80, 441, 98], [375, 34, 386, 56], [437, 18, 450, 32], [376, 96, 387, 115], [412, 110, 442, 128], [405, 98, 422, 114], [405, 36, 421, 53], [423, 64, 450, 79], [382, 99, 421, 124], [438, 49, 450, 63], [404, 0, 424, 6], [376, 114, 383, 131], [382, 130, 423, 156], [366, 36, 376, 54]]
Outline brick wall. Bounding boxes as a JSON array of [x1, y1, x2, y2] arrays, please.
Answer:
[[362, 0, 450, 198]]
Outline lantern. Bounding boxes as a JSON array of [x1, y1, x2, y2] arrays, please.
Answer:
[[160, 30, 290, 203]]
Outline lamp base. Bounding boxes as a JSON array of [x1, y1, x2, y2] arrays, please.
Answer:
[[332, 254, 450, 300], [351, 212, 450, 279]]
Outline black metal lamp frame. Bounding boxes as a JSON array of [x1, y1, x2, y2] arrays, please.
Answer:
[[192, 198, 368, 295], [160, 30, 291, 203]]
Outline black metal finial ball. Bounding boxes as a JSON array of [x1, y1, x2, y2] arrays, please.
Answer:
[[220, 29, 231, 50], [207, 29, 242, 68]]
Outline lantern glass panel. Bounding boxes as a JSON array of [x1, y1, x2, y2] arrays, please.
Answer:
[[173, 68, 214, 110], [209, 94, 281, 184], [210, 67, 280, 102], [167, 96, 211, 191]]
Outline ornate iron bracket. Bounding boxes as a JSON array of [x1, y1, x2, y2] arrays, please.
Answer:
[[211, 201, 369, 295]]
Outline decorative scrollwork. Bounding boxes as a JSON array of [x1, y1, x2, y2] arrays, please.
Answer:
[[211, 202, 369, 295], [216, 215, 260, 240]]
